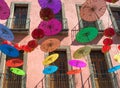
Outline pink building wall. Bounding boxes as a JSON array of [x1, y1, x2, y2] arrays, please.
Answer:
[[1, 0, 120, 88]]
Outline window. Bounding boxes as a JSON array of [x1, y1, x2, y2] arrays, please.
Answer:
[[2, 50, 26, 88], [76, 4, 104, 32], [44, 46, 74, 88], [6, 2, 30, 33], [107, 5, 120, 33]]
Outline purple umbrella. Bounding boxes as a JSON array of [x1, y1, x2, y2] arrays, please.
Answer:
[[0, 1, 10, 20], [38, 18, 62, 36], [38, 0, 62, 14]]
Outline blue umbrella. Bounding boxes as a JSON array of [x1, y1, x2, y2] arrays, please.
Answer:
[[0, 44, 19, 57], [0, 24, 14, 41], [108, 65, 120, 73], [43, 65, 58, 74]]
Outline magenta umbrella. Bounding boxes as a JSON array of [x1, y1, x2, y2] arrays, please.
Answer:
[[38, 0, 62, 14], [0, 1, 10, 20], [38, 18, 62, 36], [69, 59, 86, 88]]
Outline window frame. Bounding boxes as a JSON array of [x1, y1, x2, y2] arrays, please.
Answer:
[[76, 4, 104, 32], [44, 46, 75, 88], [6, 2, 31, 34]]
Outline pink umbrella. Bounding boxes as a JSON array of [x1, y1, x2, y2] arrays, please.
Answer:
[[38, 18, 62, 36], [0, 1, 10, 20]]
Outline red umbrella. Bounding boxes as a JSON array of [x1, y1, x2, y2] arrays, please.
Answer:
[[40, 8, 55, 21], [103, 38, 113, 45], [118, 45, 120, 50], [13, 43, 22, 50], [27, 40, 38, 49], [67, 69, 81, 75], [104, 27, 115, 37], [105, 0, 118, 3], [21, 45, 33, 52], [101, 45, 111, 53], [2, 40, 12, 46]]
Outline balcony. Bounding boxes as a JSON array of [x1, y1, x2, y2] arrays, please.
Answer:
[[6, 18, 30, 34]]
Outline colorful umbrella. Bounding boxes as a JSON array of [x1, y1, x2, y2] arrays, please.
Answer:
[[0, 1, 10, 20], [43, 65, 58, 74], [38, 0, 62, 14], [108, 65, 120, 73], [31, 28, 45, 40], [103, 38, 113, 45], [40, 8, 55, 21], [105, 0, 118, 3], [40, 38, 60, 52], [13, 43, 22, 50], [0, 44, 19, 57], [104, 27, 115, 37], [10, 68, 25, 75], [38, 18, 62, 36], [73, 46, 91, 59], [0, 24, 14, 41], [101, 45, 111, 53], [114, 54, 120, 63], [66, 69, 81, 75], [118, 45, 120, 50], [27, 39, 38, 49], [43, 53, 59, 65], [6, 58, 23, 67], [69, 60, 86, 68], [80, 0, 106, 22], [76, 27, 98, 43]]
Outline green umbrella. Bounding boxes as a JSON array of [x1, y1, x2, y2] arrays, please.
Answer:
[[76, 27, 98, 43], [10, 68, 25, 76]]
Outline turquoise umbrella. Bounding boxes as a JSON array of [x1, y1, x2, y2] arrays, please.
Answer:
[[76, 27, 98, 43]]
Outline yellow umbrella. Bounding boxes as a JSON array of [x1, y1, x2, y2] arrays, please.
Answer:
[[114, 54, 120, 63], [43, 53, 59, 65], [73, 46, 91, 59]]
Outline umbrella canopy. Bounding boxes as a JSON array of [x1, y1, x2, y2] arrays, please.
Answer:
[[43, 65, 58, 74], [76, 27, 98, 43], [40, 38, 60, 52], [31, 28, 45, 40], [103, 38, 113, 45], [108, 65, 120, 73], [43, 53, 59, 65], [27, 39, 38, 49], [6, 58, 23, 67], [105, 0, 118, 3], [38, 18, 62, 36], [101, 45, 111, 53], [66, 69, 81, 75], [0, 1, 10, 20], [104, 27, 115, 37], [80, 0, 106, 22], [0, 24, 14, 41], [73, 46, 91, 59], [38, 0, 62, 14], [40, 8, 55, 21], [0, 44, 19, 57], [69, 60, 86, 68], [114, 54, 120, 63], [10, 68, 25, 76]]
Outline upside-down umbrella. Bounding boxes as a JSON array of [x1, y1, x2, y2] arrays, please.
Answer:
[[6, 58, 23, 67], [38, 18, 62, 36], [76, 27, 98, 43], [114, 54, 120, 63], [67, 69, 81, 75], [73, 46, 91, 59], [103, 38, 113, 45], [105, 0, 119, 3], [80, 0, 106, 22], [69, 59, 86, 88], [101, 45, 111, 53], [43, 65, 58, 74], [104, 27, 115, 37], [10, 68, 25, 75], [0, 1, 10, 20], [13, 43, 22, 50], [40, 8, 55, 21], [38, 0, 62, 14], [118, 45, 120, 50], [40, 38, 60, 52], [31, 28, 45, 40], [0, 44, 19, 57], [0, 24, 14, 41], [43, 53, 59, 65], [108, 65, 120, 73], [27, 39, 38, 49]]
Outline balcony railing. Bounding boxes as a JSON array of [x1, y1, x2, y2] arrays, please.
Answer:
[[6, 18, 30, 33]]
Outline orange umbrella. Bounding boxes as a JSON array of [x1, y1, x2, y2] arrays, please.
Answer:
[[40, 38, 60, 52], [67, 69, 81, 75], [80, 0, 106, 22]]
